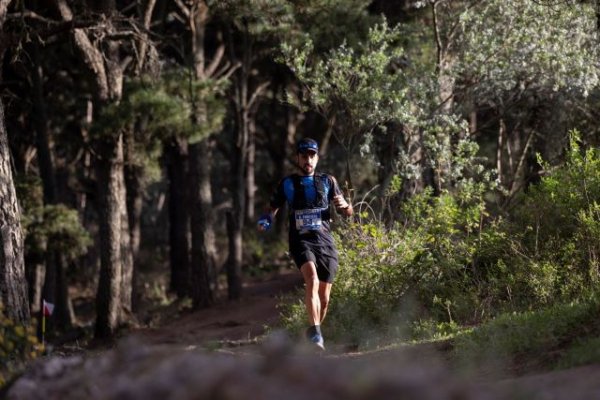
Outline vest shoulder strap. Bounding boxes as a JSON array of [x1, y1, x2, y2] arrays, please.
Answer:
[[289, 173, 330, 209]]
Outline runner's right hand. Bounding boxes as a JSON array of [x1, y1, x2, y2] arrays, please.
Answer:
[[257, 214, 272, 232]]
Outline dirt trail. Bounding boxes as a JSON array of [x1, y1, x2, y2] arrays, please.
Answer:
[[8, 268, 600, 400], [131, 268, 303, 348], [128, 268, 600, 400]]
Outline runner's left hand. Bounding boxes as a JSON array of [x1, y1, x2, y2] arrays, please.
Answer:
[[333, 195, 349, 210]]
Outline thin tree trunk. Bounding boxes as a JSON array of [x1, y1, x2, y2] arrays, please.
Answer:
[[497, 117, 505, 187], [31, 42, 57, 204], [26, 251, 44, 315], [228, 48, 251, 299], [119, 153, 134, 319], [166, 139, 190, 297], [124, 128, 142, 311], [189, 141, 215, 307], [31, 35, 76, 330], [400, 127, 429, 201], [56, 0, 133, 337], [228, 87, 248, 300], [226, 208, 242, 300], [319, 115, 335, 155], [245, 119, 256, 223], [272, 104, 300, 235], [188, 0, 217, 307]]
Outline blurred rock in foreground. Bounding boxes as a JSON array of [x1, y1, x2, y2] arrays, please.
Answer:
[[4, 332, 534, 400]]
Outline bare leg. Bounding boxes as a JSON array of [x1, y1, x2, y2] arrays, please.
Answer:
[[318, 281, 332, 323], [300, 261, 320, 326]]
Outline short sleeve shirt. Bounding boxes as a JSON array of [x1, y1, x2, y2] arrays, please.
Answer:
[[270, 173, 343, 243]]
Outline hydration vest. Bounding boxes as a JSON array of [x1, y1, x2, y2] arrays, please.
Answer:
[[289, 173, 331, 221]]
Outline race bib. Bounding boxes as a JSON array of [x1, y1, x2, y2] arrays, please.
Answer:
[[295, 209, 322, 231]]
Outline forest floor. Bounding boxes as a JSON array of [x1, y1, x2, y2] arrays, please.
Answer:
[[114, 267, 600, 400], [18, 266, 600, 400], [128, 267, 304, 351]]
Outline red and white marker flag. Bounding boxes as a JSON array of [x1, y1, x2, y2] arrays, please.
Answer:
[[43, 299, 54, 317]]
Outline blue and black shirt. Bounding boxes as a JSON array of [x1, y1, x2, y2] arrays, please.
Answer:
[[270, 172, 343, 243]]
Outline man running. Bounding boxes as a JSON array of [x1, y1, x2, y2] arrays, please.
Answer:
[[258, 138, 353, 350]]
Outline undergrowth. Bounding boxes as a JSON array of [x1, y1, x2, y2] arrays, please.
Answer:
[[0, 307, 42, 388], [453, 296, 600, 373], [279, 131, 600, 359]]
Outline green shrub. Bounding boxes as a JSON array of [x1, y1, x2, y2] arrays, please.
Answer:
[[454, 297, 600, 372], [16, 175, 92, 262], [280, 180, 499, 346], [279, 130, 600, 350], [0, 307, 41, 387], [507, 131, 600, 302], [556, 336, 600, 369]]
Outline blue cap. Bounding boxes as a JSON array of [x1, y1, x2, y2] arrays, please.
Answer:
[[297, 138, 319, 154]]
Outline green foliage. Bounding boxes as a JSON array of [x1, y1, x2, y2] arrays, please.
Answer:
[[209, 0, 295, 39], [556, 337, 600, 370], [411, 319, 462, 342], [92, 69, 229, 144], [454, 297, 600, 372], [281, 15, 484, 194], [0, 306, 41, 387], [280, 176, 498, 345], [243, 229, 289, 277], [282, 19, 412, 139], [15, 175, 91, 261], [291, 0, 374, 51], [277, 293, 307, 338], [508, 131, 600, 301], [280, 129, 600, 349], [279, 129, 600, 348], [454, 1, 598, 99]]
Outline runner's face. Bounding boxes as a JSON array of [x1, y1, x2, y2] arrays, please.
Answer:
[[298, 151, 318, 175]]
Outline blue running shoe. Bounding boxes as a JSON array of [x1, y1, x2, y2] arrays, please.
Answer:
[[309, 332, 325, 350]]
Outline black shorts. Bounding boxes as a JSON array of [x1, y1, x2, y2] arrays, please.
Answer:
[[290, 239, 339, 283]]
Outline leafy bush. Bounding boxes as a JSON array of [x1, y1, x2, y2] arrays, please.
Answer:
[[0, 307, 41, 387], [279, 130, 600, 350], [279, 179, 499, 345], [15, 175, 92, 262], [454, 297, 600, 372], [507, 131, 600, 302]]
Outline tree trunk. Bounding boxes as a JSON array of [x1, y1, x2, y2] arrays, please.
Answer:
[[54, 253, 74, 328], [0, 99, 30, 323], [228, 94, 247, 299], [225, 18, 258, 300], [166, 139, 190, 297], [226, 208, 242, 300], [432, 1, 455, 193], [187, 0, 217, 307], [55, 0, 133, 337], [26, 253, 44, 315], [95, 135, 124, 338], [245, 119, 256, 223], [31, 41, 57, 204], [400, 127, 429, 200], [189, 141, 216, 307], [123, 128, 141, 311], [0, 2, 28, 321], [119, 153, 134, 319], [227, 106, 247, 300], [31, 36, 75, 330], [271, 103, 301, 236]]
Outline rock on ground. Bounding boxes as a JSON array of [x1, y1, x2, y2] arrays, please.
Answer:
[[6, 332, 538, 400]]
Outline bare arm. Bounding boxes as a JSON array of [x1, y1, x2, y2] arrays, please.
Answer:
[[333, 195, 353, 217]]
